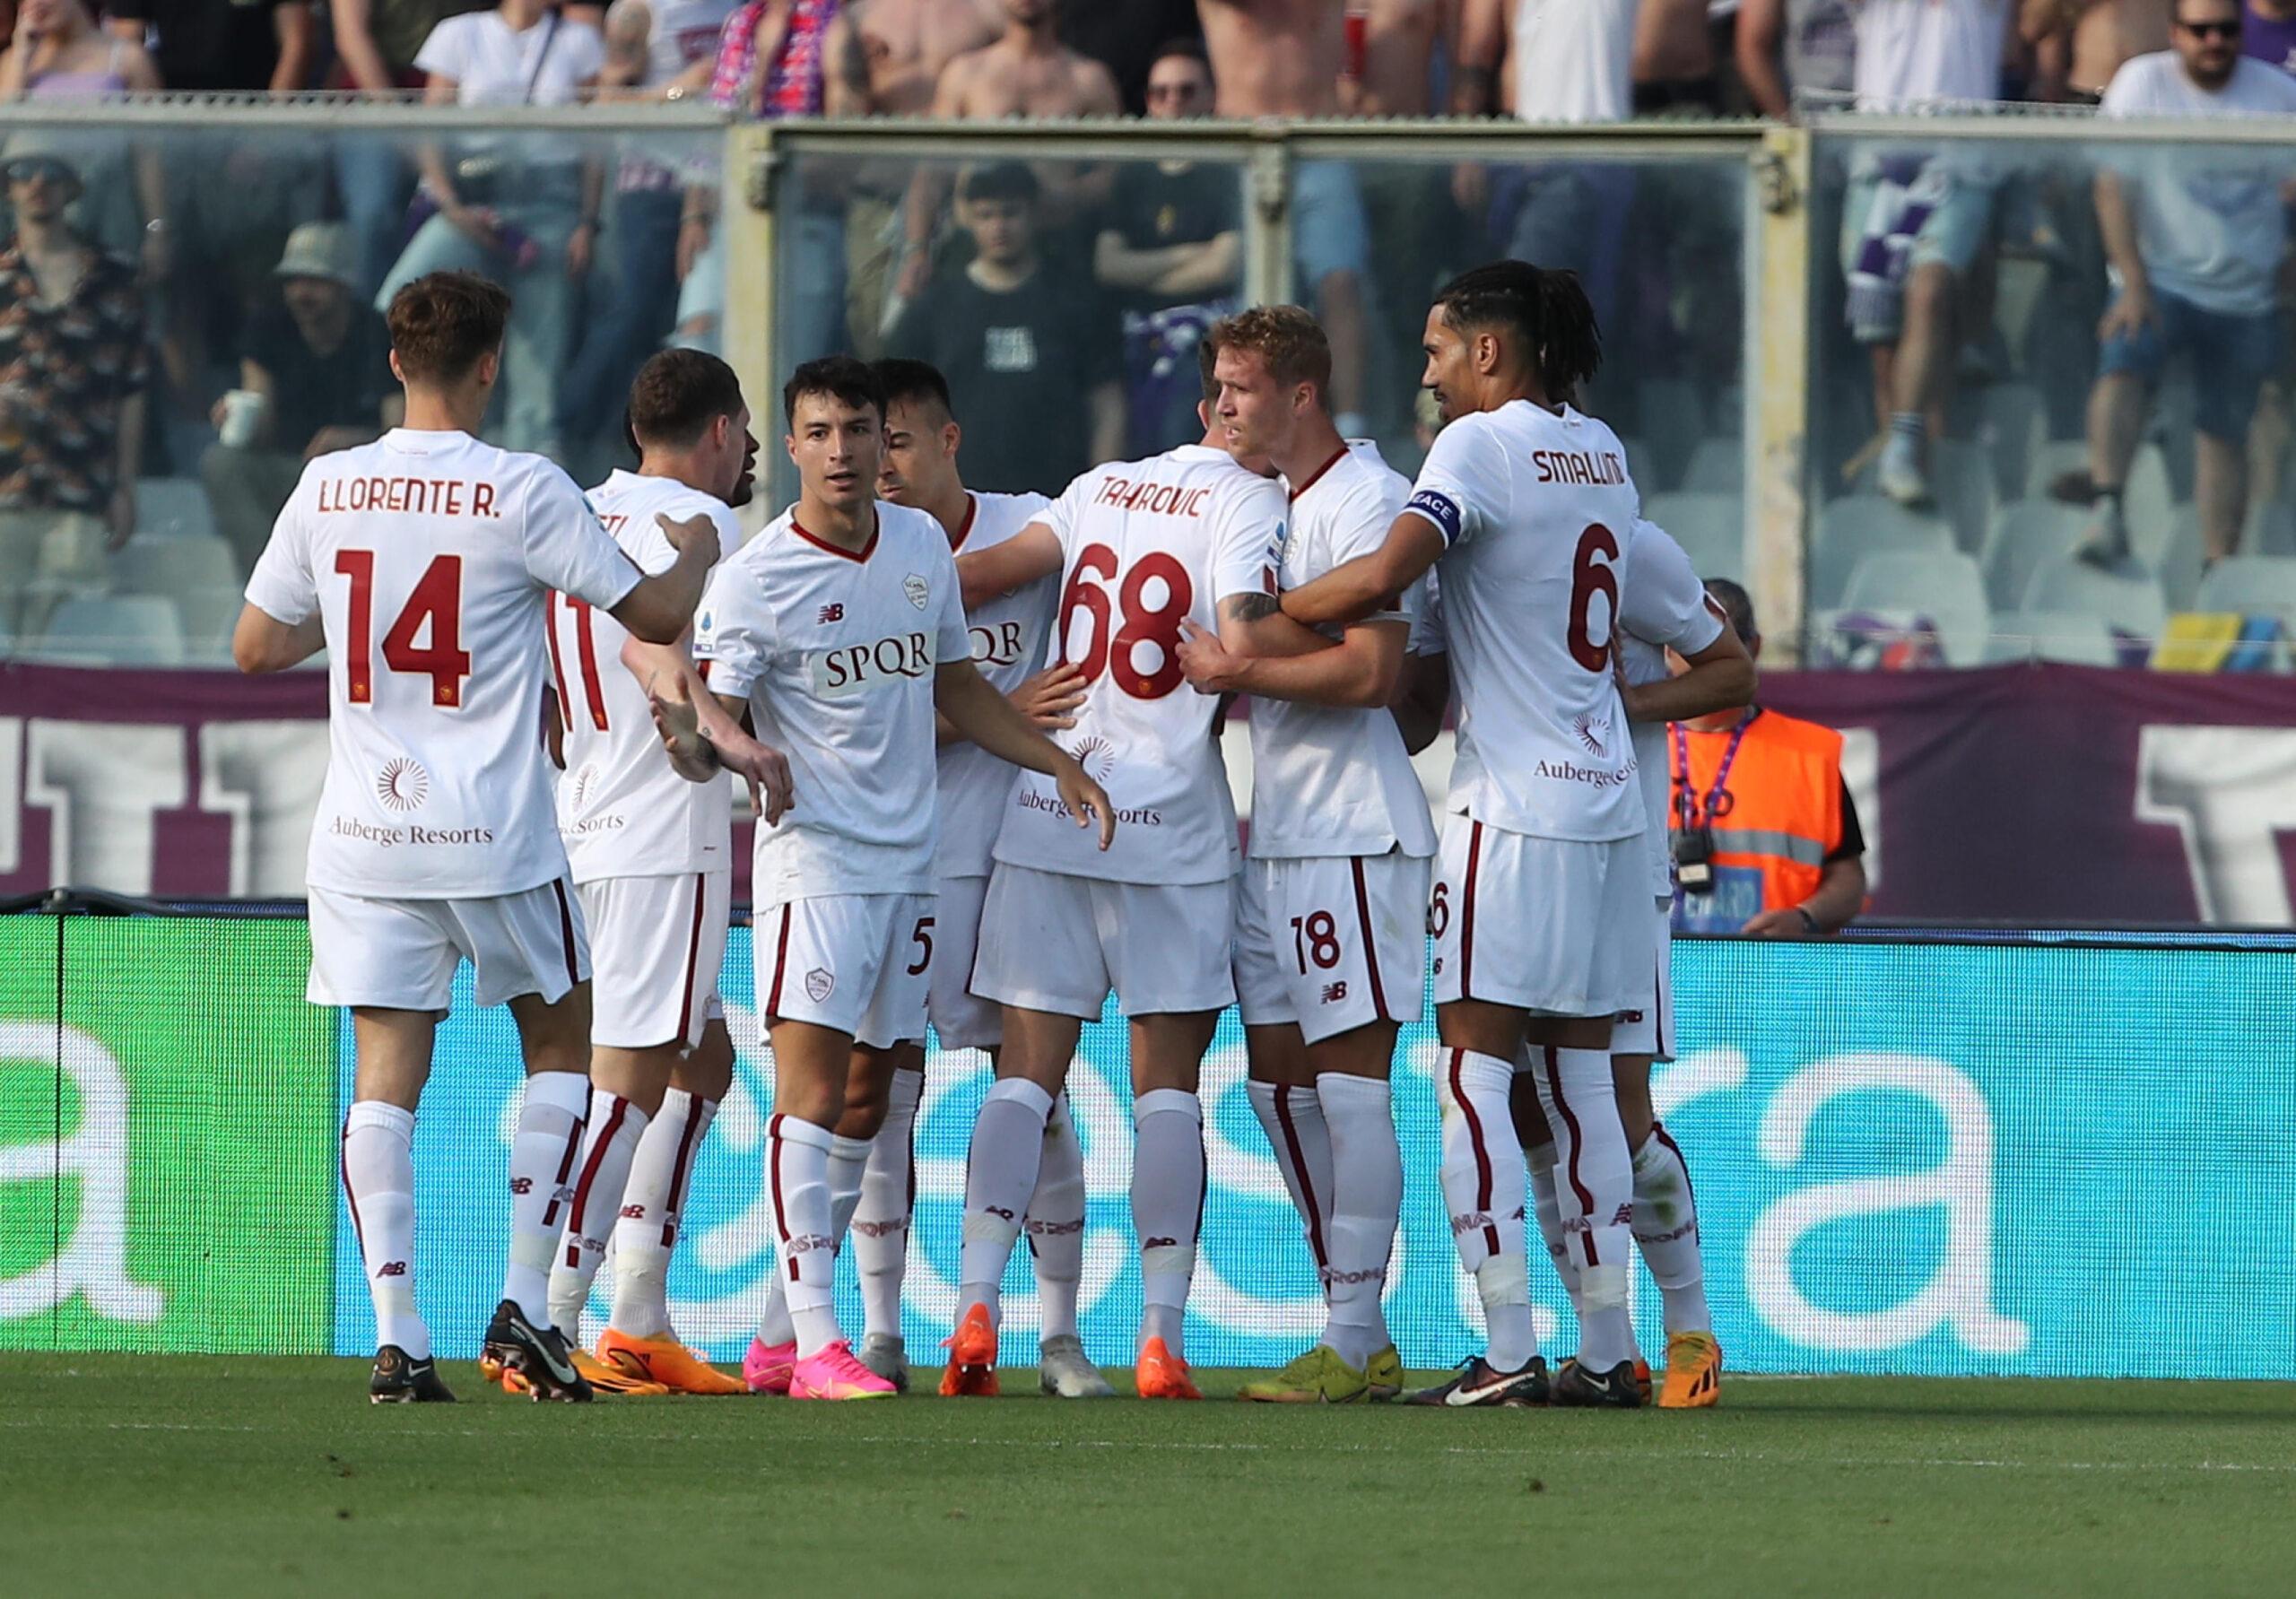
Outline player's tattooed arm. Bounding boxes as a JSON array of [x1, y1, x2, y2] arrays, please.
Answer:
[[1216, 590, 1333, 659], [954, 521, 1061, 610], [1614, 626, 1755, 725], [1178, 616, 1406, 709], [935, 658, 1115, 849], [1279, 514, 1443, 629]]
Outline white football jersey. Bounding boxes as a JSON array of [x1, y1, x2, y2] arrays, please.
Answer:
[[1615, 518, 1726, 897], [1406, 400, 1645, 843], [552, 470, 744, 883], [1249, 442, 1438, 862], [694, 501, 969, 901], [245, 429, 641, 898], [936, 490, 1057, 880], [991, 443, 1283, 885]]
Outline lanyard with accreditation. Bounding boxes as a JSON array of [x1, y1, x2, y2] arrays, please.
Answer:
[[1669, 707, 1760, 895]]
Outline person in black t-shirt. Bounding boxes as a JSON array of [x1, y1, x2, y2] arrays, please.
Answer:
[[885, 162, 1123, 498], [201, 223, 397, 574]]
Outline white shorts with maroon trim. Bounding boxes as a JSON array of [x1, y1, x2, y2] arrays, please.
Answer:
[[972, 863, 1235, 1021], [1430, 814, 1647, 1019], [755, 892, 933, 1050], [927, 873, 1001, 1053], [307, 876, 589, 1012], [1610, 899, 1674, 1061], [1233, 851, 1429, 1046], [579, 871, 730, 1051]]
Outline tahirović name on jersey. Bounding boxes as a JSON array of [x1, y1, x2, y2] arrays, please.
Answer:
[[329, 816, 498, 847]]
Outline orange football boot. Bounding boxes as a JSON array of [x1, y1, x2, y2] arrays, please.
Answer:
[[1135, 1337, 1202, 1400], [939, 1303, 1001, 1397], [1657, 1332, 1720, 1409], [598, 1328, 750, 1395]]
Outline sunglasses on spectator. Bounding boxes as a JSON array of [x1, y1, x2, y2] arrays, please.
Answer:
[[1146, 83, 1204, 101], [2176, 18, 2242, 37]]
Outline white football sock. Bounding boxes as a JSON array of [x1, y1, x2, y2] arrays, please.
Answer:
[[1632, 1124, 1711, 1337], [547, 1089, 649, 1340], [1315, 1073, 1400, 1370], [1526, 1141, 1582, 1314], [956, 1077, 1055, 1325], [1532, 1045, 1639, 1371], [1245, 1080, 1334, 1292], [343, 1101, 426, 1360], [609, 1089, 715, 1340], [1132, 1088, 1203, 1360], [852, 1068, 921, 1343], [767, 1114, 841, 1358], [1439, 1048, 1536, 1372], [502, 1071, 588, 1325], [1025, 1091, 1087, 1342], [757, 1127, 870, 1350]]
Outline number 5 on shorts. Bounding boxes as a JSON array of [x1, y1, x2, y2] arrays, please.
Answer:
[[906, 917, 935, 977]]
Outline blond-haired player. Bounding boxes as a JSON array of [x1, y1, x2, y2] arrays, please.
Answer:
[[234, 271, 718, 1403]]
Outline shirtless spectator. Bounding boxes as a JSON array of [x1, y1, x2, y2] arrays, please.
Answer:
[[1059, 0, 1199, 112], [826, 0, 1003, 352], [1196, 0, 1371, 436], [1737, 0, 1857, 117], [2021, 0, 2169, 100], [893, 0, 1120, 310], [1633, 0, 1722, 113], [1341, 0, 1444, 114]]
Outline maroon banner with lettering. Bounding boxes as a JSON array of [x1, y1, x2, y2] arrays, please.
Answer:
[[6, 661, 2296, 924]]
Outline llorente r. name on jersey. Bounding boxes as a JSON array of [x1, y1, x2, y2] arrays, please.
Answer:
[[1405, 400, 1644, 843], [935, 489, 1055, 880], [552, 470, 744, 882], [991, 444, 1283, 885], [694, 501, 969, 901], [244, 429, 641, 898]]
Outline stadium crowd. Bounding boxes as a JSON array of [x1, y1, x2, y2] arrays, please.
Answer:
[[1, 0, 2294, 665]]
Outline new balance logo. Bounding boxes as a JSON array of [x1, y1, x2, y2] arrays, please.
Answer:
[[1319, 981, 1348, 1004], [620, 1204, 647, 1221], [1144, 1236, 1181, 1249], [509, 1177, 533, 1195], [983, 1205, 1016, 1222], [818, 603, 844, 623], [1613, 1204, 1635, 1227], [377, 1260, 407, 1277]]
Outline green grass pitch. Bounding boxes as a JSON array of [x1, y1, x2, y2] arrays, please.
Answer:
[[4, 1355, 2291, 1596]]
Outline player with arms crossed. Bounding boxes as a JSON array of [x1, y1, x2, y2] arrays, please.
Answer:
[[1283, 259, 1668, 1408], [532, 349, 793, 1396], [698, 357, 1113, 1402], [1170, 307, 1431, 1404], [234, 272, 719, 1403], [940, 350, 1284, 1402], [838, 357, 1112, 1397]]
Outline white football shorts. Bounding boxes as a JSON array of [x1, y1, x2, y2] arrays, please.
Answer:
[[971, 862, 1236, 1020], [1233, 850, 1430, 1045], [307, 875, 589, 1012], [755, 891, 933, 1049], [578, 870, 730, 1051], [928, 873, 1001, 1053], [1430, 815, 1648, 1019], [1610, 898, 1675, 1061]]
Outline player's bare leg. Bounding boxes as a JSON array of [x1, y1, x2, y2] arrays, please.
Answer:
[[1613, 1055, 1718, 1409], [1523, 1012, 1642, 1409], [945, 1007, 1083, 1395], [1130, 1009, 1221, 1400], [344, 1007, 455, 1402]]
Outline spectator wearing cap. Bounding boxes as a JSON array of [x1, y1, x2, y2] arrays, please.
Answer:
[[0, 0, 167, 278], [0, 145, 149, 629], [885, 161, 1123, 497], [201, 223, 396, 575], [1668, 580, 1869, 938]]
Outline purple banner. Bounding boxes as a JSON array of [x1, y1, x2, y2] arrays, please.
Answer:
[[7, 661, 2296, 925]]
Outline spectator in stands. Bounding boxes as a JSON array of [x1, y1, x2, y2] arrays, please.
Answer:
[[2245, 0, 2296, 72], [1196, 0, 1371, 435], [375, 0, 606, 458], [1839, 0, 2009, 510], [886, 161, 1123, 495], [1058, 0, 1198, 113], [107, 0, 312, 91], [1736, 0, 1856, 117], [201, 224, 396, 576], [823, 0, 1003, 355], [328, 0, 493, 294], [553, 0, 736, 467], [2079, 0, 2296, 566], [1634, 0, 1722, 114], [0, 0, 166, 277], [0, 146, 150, 614], [1093, 38, 1241, 453], [1670, 580, 1869, 938], [2018, 0, 2165, 102]]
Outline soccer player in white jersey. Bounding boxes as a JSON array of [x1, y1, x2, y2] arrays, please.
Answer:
[[939, 354, 1285, 1403], [695, 357, 1114, 1402], [831, 358, 1113, 1399], [532, 350, 793, 1397], [1283, 258, 1669, 1407], [1165, 307, 1431, 1404], [233, 272, 719, 1403]]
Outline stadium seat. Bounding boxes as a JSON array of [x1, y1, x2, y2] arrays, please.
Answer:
[[133, 476, 221, 543], [2156, 508, 2206, 613], [1841, 548, 1991, 666], [1679, 437, 1743, 495], [1983, 609, 2119, 666], [2247, 496, 2296, 557], [2122, 444, 2176, 569], [1809, 495, 1955, 609], [2196, 556, 2296, 631], [1979, 381, 2044, 504], [1639, 490, 1743, 581], [1929, 438, 1996, 555], [117, 534, 239, 596], [176, 586, 246, 665], [1982, 499, 2092, 610], [2022, 555, 2168, 644], [35, 595, 187, 666]]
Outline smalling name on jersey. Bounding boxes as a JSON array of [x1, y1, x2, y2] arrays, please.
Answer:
[[1092, 477, 1215, 517], [1532, 449, 1627, 487], [316, 475, 502, 517]]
